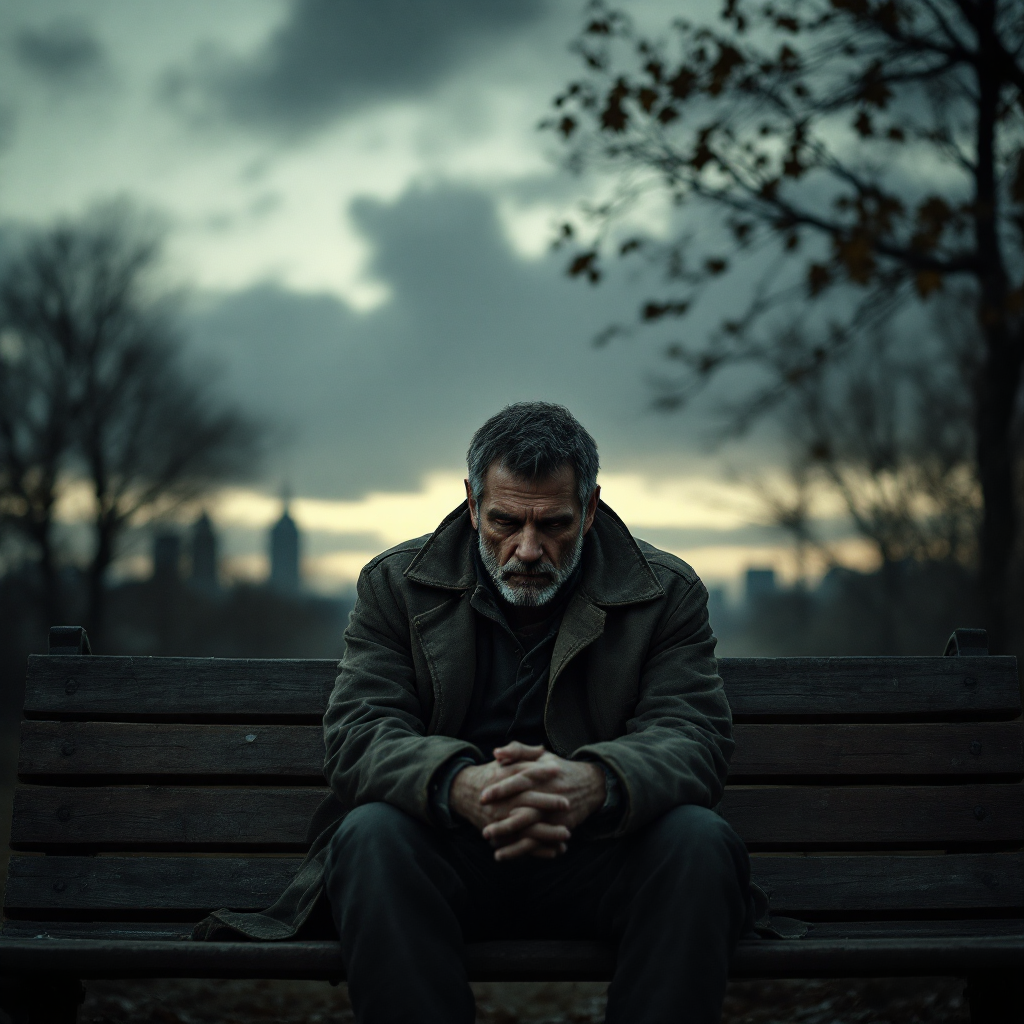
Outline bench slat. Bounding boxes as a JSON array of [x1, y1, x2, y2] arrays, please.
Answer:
[[18, 722, 326, 780], [731, 722, 1024, 777], [24, 657, 338, 723], [12, 784, 1021, 850], [723, 656, 1020, 719], [25, 654, 1020, 722], [5, 918, 1022, 943], [17, 721, 1024, 780], [0, 930, 1020, 981], [11, 787, 328, 851], [5, 853, 1020, 915]]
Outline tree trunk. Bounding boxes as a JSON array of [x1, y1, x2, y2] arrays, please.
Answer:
[[975, 322, 1021, 653], [85, 515, 114, 651], [972, 0, 1020, 653]]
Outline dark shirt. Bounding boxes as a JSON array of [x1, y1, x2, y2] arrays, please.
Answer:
[[429, 545, 622, 830], [461, 547, 574, 756]]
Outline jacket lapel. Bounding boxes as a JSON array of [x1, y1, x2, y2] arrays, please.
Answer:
[[545, 588, 606, 755], [411, 592, 476, 736]]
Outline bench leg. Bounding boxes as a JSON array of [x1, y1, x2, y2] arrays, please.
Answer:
[[967, 973, 1023, 1024], [0, 977, 84, 1024]]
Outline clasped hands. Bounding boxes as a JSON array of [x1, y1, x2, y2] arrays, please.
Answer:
[[449, 741, 606, 860]]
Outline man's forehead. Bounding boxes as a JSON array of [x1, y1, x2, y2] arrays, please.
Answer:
[[481, 463, 577, 511]]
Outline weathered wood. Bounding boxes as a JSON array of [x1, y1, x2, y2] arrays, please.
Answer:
[[723, 783, 1023, 847], [0, 931, 1020, 982], [751, 852, 1024, 913], [24, 656, 338, 723], [5, 853, 1020, 915], [6, 917, 1021, 944], [18, 720, 1022, 781], [24, 654, 1021, 722], [3, 856, 303, 913], [729, 722, 1024, 777], [11, 784, 1021, 850], [18, 722, 326, 780], [721, 656, 1020, 719], [10, 786, 329, 851], [18, 720, 1023, 781]]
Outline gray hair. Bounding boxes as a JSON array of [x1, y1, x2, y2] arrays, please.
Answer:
[[467, 402, 599, 510]]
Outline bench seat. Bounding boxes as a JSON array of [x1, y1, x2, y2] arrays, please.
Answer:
[[1, 921, 1023, 981], [2, 627, 1021, 1022]]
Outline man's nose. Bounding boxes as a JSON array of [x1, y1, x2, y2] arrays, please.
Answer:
[[514, 526, 544, 562]]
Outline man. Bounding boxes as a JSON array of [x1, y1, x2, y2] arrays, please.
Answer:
[[197, 402, 750, 1023]]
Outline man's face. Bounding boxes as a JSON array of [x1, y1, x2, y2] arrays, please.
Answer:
[[466, 462, 599, 606]]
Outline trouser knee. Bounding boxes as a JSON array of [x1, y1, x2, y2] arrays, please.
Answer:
[[324, 801, 423, 889], [645, 804, 749, 887]]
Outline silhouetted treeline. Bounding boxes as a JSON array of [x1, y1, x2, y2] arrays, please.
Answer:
[[713, 561, 986, 659]]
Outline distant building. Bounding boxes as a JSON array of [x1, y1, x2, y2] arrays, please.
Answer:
[[744, 567, 777, 604], [706, 586, 728, 624], [190, 512, 219, 589], [152, 531, 181, 583], [270, 500, 301, 592]]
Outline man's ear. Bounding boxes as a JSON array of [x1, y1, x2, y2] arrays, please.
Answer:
[[582, 485, 600, 536], [465, 478, 479, 529]]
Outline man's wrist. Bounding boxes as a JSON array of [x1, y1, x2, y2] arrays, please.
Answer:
[[430, 756, 478, 828]]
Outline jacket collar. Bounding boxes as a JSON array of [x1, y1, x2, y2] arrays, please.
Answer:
[[404, 499, 664, 606]]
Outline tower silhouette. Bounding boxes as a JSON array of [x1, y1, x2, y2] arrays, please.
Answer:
[[269, 494, 301, 592], [190, 512, 219, 589]]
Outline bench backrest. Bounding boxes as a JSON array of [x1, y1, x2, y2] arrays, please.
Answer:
[[3, 631, 1021, 939]]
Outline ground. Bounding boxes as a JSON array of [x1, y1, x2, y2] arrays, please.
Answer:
[[0, 976, 968, 1024]]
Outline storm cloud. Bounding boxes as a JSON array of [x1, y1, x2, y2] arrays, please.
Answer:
[[165, 0, 547, 136], [187, 183, 730, 501], [13, 19, 105, 85]]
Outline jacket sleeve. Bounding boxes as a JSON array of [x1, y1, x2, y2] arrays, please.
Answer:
[[323, 558, 480, 823], [572, 577, 733, 837]]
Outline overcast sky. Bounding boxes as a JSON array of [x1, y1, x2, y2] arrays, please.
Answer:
[[0, 0, 866, 592]]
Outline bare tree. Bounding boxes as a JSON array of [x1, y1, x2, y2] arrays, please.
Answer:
[[548, 0, 1023, 647], [0, 205, 265, 644], [789, 329, 980, 562]]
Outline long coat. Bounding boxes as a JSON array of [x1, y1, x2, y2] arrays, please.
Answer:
[[194, 500, 734, 942]]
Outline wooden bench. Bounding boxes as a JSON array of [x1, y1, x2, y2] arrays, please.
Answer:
[[1, 626, 1021, 1023]]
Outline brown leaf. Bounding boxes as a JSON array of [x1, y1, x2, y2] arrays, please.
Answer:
[[914, 270, 944, 298], [835, 234, 876, 283], [854, 111, 873, 137], [568, 251, 601, 283], [668, 66, 697, 100], [808, 263, 832, 296], [642, 300, 691, 320], [709, 45, 745, 95]]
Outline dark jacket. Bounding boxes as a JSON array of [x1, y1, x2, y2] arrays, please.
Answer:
[[194, 499, 733, 941]]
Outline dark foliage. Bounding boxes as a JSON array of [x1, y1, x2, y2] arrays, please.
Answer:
[[547, 0, 1024, 649]]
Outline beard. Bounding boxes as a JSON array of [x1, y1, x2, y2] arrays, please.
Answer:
[[477, 523, 586, 607]]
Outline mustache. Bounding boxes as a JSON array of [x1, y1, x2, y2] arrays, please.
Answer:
[[499, 558, 557, 579]]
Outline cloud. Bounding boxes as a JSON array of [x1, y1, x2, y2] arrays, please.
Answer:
[[187, 182, 778, 503], [164, 0, 546, 136], [13, 19, 105, 85]]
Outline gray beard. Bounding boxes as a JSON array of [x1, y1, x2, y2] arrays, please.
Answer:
[[477, 523, 585, 607]]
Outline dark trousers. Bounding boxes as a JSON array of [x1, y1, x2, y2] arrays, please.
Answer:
[[324, 802, 751, 1024]]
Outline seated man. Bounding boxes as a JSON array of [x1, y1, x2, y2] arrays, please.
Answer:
[[198, 401, 750, 1023]]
